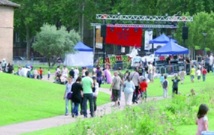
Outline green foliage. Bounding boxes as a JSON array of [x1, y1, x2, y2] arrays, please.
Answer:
[[32, 24, 80, 67], [174, 12, 214, 51]]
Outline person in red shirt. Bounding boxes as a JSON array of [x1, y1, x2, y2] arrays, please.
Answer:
[[38, 67, 43, 79], [139, 78, 148, 102], [202, 66, 207, 82]]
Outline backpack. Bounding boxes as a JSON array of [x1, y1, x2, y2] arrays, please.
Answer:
[[163, 80, 168, 88]]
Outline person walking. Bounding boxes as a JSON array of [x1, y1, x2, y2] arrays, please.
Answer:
[[171, 75, 180, 95], [196, 67, 202, 81], [96, 67, 102, 87], [202, 66, 207, 82], [139, 78, 148, 101], [71, 77, 83, 117], [82, 71, 94, 118], [159, 74, 164, 86], [179, 68, 186, 84], [38, 67, 43, 79], [63, 77, 74, 116], [110, 71, 122, 107], [196, 104, 209, 135], [162, 76, 169, 98], [47, 69, 51, 80], [92, 76, 99, 112], [123, 76, 135, 106], [129, 68, 140, 104], [190, 65, 196, 83]]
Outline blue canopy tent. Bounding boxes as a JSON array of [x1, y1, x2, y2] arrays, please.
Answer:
[[74, 41, 93, 51], [154, 40, 189, 55], [149, 34, 177, 44], [64, 42, 94, 66]]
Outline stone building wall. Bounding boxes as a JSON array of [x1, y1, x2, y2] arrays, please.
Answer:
[[0, 6, 14, 63]]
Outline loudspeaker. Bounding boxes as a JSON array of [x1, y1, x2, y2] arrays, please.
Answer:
[[101, 24, 106, 37], [182, 26, 188, 40]]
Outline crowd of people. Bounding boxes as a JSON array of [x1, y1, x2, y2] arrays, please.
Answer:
[[1, 55, 213, 134]]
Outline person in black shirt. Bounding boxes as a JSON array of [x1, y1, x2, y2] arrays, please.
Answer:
[[71, 77, 83, 117], [172, 75, 180, 95], [69, 68, 75, 79]]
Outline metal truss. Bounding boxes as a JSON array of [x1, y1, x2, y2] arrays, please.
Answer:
[[96, 14, 193, 22], [91, 23, 178, 29]]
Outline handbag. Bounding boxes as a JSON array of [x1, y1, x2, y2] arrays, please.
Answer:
[[67, 92, 73, 100]]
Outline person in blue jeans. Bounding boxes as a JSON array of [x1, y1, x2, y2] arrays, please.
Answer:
[[63, 77, 74, 116], [71, 77, 83, 117]]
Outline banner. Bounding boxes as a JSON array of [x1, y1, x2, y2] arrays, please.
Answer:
[[105, 25, 143, 48], [95, 26, 103, 49], [144, 30, 153, 50]]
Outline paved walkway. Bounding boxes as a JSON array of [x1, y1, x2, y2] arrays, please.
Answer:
[[0, 74, 164, 135]]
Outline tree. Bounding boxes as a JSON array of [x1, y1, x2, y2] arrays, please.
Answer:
[[174, 12, 214, 57], [32, 24, 80, 67]]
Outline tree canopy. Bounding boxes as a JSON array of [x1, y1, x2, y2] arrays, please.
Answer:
[[13, 0, 214, 58], [32, 24, 80, 67]]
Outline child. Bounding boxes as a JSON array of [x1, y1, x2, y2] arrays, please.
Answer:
[[196, 104, 209, 135], [159, 74, 164, 86], [196, 68, 201, 81], [190, 65, 196, 83], [202, 66, 207, 82], [139, 78, 148, 102], [172, 75, 180, 95], [162, 76, 168, 98], [179, 69, 186, 84]]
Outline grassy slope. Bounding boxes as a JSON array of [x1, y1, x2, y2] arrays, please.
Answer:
[[24, 73, 214, 135], [0, 73, 109, 126]]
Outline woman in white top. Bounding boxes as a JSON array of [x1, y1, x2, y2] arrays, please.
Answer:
[[63, 77, 73, 116], [123, 76, 135, 106]]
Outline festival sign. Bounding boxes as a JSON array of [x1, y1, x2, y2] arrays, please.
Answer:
[[98, 55, 131, 67]]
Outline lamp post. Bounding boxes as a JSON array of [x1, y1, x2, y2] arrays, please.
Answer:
[[202, 32, 207, 56], [101, 18, 107, 69]]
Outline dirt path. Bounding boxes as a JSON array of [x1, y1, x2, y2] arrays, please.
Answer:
[[0, 74, 164, 135]]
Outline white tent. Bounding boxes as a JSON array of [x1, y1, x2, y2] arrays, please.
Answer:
[[64, 42, 93, 67]]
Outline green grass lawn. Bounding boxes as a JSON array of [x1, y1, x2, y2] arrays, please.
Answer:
[[0, 73, 110, 126]]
